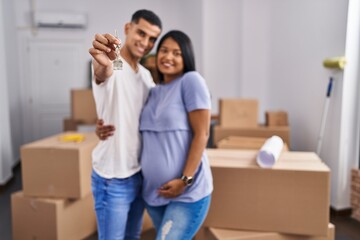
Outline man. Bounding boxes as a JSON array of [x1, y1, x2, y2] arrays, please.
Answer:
[[88, 9, 162, 240]]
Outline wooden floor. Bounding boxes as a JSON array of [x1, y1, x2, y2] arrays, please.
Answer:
[[2, 164, 360, 240]]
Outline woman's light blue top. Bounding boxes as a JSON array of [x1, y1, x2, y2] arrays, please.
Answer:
[[140, 71, 213, 206]]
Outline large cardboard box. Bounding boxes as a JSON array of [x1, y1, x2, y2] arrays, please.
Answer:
[[204, 149, 330, 236], [63, 118, 78, 131], [213, 125, 290, 147], [11, 191, 96, 240], [216, 136, 268, 149], [207, 149, 320, 162], [199, 223, 334, 240], [265, 111, 289, 127], [21, 132, 99, 199], [219, 99, 258, 128], [216, 136, 289, 151], [63, 118, 96, 132], [71, 89, 97, 124]]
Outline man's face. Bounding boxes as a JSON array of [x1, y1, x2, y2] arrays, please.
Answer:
[[124, 18, 161, 59]]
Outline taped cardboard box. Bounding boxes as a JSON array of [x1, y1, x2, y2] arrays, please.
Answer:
[[265, 111, 289, 127], [71, 89, 97, 124], [216, 136, 289, 151], [206, 149, 320, 163], [216, 136, 268, 149], [198, 223, 334, 240], [63, 118, 78, 131], [204, 149, 330, 236], [219, 99, 258, 128], [63, 118, 96, 132], [11, 191, 96, 240], [213, 125, 290, 147], [21, 132, 99, 199]]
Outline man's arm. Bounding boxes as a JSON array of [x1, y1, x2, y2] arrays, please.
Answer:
[[88, 33, 120, 84], [95, 119, 116, 140]]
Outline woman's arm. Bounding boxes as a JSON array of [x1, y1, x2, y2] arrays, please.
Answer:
[[182, 109, 211, 177], [158, 109, 210, 198]]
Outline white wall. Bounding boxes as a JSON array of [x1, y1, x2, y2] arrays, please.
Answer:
[[0, 0, 15, 184], [203, 0, 243, 113], [5, 0, 358, 209], [333, 0, 360, 209], [3, 0, 22, 164]]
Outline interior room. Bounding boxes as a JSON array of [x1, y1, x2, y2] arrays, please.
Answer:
[[1, 0, 360, 239]]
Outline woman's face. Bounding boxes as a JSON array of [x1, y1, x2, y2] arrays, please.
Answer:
[[157, 37, 184, 83]]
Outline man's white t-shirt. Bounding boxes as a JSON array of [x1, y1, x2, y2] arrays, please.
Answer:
[[92, 57, 154, 179]]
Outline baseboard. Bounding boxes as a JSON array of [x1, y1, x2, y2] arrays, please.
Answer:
[[330, 206, 352, 216]]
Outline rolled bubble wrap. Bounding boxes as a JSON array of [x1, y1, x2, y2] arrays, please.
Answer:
[[256, 135, 284, 168]]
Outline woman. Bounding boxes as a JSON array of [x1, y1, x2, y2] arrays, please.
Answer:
[[139, 30, 213, 239]]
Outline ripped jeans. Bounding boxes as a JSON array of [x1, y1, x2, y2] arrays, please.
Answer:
[[91, 170, 145, 240], [145, 195, 211, 240]]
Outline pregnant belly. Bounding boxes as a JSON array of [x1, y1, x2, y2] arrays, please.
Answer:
[[141, 156, 183, 188]]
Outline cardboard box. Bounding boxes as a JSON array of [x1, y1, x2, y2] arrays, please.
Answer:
[[199, 223, 334, 240], [71, 89, 97, 124], [142, 209, 154, 232], [11, 191, 96, 240], [204, 149, 330, 236], [219, 99, 258, 128], [266, 111, 289, 127], [216, 136, 289, 151], [213, 125, 290, 147], [21, 132, 99, 199], [141, 54, 159, 84], [63, 118, 96, 132], [216, 136, 267, 149], [63, 118, 78, 131]]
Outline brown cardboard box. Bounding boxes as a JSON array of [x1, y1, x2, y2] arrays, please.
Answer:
[[206, 149, 322, 167], [204, 149, 330, 236], [265, 111, 289, 127], [141, 210, 156, 240], [63, 118, 78, 131], [71, 89, 97, 124], [216, 136, 289, 151], [141, 54, 159, 84], [63, 118, 96, 132], [199, 223, 335, 240], [11, 191, 96, 240], [216, 136, 267, 149], [213, 125, 290, 147], [219, 99, 258, 128], [142, 209, 154, 232], [21, 132, 99, 199]]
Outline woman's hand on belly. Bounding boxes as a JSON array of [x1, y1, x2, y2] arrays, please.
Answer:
[[158, 179, 186, 198]]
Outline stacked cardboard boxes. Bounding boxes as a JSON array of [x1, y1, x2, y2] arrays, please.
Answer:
[[12, 132, 99, 240], [198, 224, 335, 240], [351, 169, 360, 221], [216, 136, 289, 151], [13, 131, 155, 239], [216, 136, 268, 149], [214, 99, 290, 148], [63, 89, 97, 132], [265, 111, 289, 127], [196, 148, 333, 240]]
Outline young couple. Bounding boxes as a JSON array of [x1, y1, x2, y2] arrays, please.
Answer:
[[89, 9, 213, 240]]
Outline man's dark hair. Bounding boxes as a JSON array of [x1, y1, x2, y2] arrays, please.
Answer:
[[131, 9, 162, 30]]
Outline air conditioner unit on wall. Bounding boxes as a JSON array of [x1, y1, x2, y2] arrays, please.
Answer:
[[33, 11, 87, 29]]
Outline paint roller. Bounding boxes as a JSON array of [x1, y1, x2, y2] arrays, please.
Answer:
[[322, 56, 346, 70], [316, 56, 346, 155]]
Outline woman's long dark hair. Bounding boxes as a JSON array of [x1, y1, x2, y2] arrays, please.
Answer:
[[156, 30, 196, 83]]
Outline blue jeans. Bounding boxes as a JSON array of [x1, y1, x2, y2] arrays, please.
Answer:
[[145, 195, 211, 240], [91, 170, 145, 240]]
